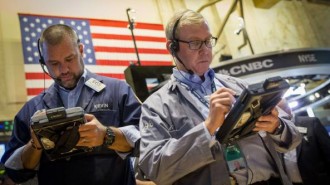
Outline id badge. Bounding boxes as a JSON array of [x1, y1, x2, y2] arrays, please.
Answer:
[[224, 143, 247, 173]]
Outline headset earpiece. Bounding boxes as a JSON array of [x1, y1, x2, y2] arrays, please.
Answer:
[[170, 40, 179, 54], [39, 56, 45, 65], [171, 15, 182, 54], [37, 38, 45, 65]]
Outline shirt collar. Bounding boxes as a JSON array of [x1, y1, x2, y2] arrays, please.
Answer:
[[56, 69, 87, 107], [173, 68, 215, 91]]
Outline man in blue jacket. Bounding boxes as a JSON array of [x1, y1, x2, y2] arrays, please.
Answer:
[[1, 24, 141, 185]]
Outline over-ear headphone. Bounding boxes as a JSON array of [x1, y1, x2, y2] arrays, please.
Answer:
[[170, 15, 183, 54], [37, 38, 46, 65]]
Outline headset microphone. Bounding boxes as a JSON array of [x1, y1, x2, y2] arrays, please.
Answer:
[[171, 49, 194, 75], [40, 63, 62, 83]]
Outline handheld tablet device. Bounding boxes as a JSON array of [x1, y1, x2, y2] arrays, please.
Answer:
[[31, 107, 91, 160], [216, 76, 290, 143]]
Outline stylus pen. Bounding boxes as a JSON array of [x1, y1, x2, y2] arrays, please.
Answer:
[[204, 94, 239, 102], [204, 95, 211, 102]]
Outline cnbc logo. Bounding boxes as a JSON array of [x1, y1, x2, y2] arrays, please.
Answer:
[[218, 59, 274, 76]]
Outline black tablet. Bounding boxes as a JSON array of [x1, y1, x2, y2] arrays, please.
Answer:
[[31, 107, 91, 161], [216, 76, 290, 143]]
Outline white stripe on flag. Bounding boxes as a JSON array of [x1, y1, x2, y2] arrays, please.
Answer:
[[94, 52, 171, 61], [90, 26, 165, 38], [92, 39, 166, 50]]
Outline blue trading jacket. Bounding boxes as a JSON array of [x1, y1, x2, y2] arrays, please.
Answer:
[[1, 70, 141, 185]]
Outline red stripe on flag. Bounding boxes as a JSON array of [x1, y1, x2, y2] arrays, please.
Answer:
[[90, 19, 164, 30], [91, 33, 166, 42], [93, 46, 169, 54], [96, 60, 132, 66], [139, 61, 173, 66], [90, 19, 127, 28], [25, 72, 140, 80], [27, 88, 44, 96], [96, 60, 173, 66], [26, 73, 52, 80], [96, 73, 125, 79]]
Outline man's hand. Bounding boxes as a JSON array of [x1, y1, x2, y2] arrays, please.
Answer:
[[76, 114, 106, 147], [253, 108, 280, 134], [30, 127, 43, 150], [204, 87, 237, 135]]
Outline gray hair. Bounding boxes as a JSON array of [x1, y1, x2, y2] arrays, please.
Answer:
[[165, 9, 206, 41]]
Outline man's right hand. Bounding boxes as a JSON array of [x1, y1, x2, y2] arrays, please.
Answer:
[[204, 87, 237, 135]]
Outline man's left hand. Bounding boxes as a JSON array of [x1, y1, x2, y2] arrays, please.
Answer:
[[253, 108, 280, 134]]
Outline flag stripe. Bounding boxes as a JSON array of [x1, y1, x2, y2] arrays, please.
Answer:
[[26, 73, 52, 80], [28, 88, 45, 96], [92, 33, 167, 42], [90, 26, 165, 38], [96, 60, 173, 66], [90, 19, 165, 30], [93, 46, 169, 54]]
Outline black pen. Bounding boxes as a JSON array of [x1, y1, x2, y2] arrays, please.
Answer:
[[204, 94, 239, 101]]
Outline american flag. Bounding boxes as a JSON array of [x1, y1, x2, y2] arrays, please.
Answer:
[[18, 14, 172, 100]]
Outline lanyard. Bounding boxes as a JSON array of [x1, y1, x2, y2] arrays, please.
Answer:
[[178, 80, 216, 108]]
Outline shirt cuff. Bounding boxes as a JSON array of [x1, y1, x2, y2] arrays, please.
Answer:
[[5, 145, 25, 170], [118, 125, 140, 147], [202, 122, 218, 147], [116, 125, 140, 159]]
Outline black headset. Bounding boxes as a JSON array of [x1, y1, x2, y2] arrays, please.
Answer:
[[170, 15, 183, 54], [37, 25, 80, 66], [37, 38, 46, 65], [169, 14, 194, 75]]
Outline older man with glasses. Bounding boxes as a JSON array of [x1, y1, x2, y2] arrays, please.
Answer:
[[138, 9, 301, 185]]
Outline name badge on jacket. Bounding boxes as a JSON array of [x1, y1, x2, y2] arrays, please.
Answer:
[[85, 78, 106, 92]]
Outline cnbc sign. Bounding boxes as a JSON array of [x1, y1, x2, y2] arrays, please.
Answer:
[[213, 48, 330, 77], [216, 59, 274, 76]]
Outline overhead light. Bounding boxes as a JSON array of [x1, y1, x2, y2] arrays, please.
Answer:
[[309, 95, 315, 101], [300, 83, 305, 88], [288, 101, 298, 108], [315, 92, 320, 98]]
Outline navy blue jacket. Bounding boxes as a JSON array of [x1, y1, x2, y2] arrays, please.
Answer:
[[1, 70, 141, 185]]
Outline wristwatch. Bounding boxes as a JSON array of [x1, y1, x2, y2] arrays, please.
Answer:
[[103, 126, 115, 147], [273, 121, 283, 135]]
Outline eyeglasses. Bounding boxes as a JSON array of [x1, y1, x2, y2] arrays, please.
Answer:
[[176, 37, 217, 50]]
